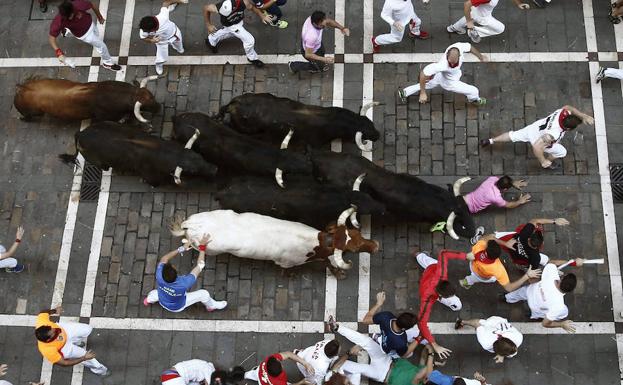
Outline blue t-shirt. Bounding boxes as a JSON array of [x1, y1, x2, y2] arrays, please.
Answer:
[[373, 311, 408, 356], [428, 370, 454, 385], [156, 263, 196, 311]]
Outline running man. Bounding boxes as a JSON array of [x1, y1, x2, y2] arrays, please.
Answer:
[[397, 42, 487, 106], [34, 306, 109, 376], [480, 105, 594, 169], [447, 0, 529, 43], [253, 0, 289, 28], [455, 316, 523, 363], [139, 0, 188, 75], [144, 234, 227, 313], [371, 0, 429, 53], [48, 0, 121, 71]]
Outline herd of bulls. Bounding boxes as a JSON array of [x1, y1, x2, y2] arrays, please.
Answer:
[[14, 76, 478, 276]]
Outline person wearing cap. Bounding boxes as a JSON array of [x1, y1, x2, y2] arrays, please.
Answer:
[[160, 359, 244, 385], [34, 306, 110, 376], [48, 0, 121, 71], [288, 10, 350, 74], [454, 316, 523, 363], [253, 0, 289, 29], [414, 249, 475, 359], [143, 233, 227, 313], [0, 226, 25, 273], [139, 0, 188, 76], [203, 0, 271, 68]]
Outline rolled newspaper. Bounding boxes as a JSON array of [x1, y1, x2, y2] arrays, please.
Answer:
[[558, 258, 604, 270]]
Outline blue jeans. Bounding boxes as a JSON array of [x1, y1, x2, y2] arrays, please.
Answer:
[[265, 0, 287, 20]]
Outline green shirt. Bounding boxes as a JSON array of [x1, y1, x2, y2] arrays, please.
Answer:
[[387, 359, 424, 385]]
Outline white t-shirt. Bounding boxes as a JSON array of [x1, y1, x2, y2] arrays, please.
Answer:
[[174, 359, 216, 384], [139, 7, 178, 42], [471, 0, 499, 19], [296, 340, 338, 384], [422, 42, 471, 81], [526, 264, 568, 320], [380, 0, 416, 26], [0, 380, 13, 385], [476, 316, 523, 357]]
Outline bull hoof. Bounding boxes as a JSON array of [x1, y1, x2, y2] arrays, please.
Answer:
[[327, 265, 347, 280]]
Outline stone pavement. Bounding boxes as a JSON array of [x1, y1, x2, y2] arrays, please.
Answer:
[[0, 0, 622, 385]]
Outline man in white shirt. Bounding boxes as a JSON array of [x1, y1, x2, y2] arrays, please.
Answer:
[[454, 316, 523, 363], [503, 263, 582, 333], [397, 42, 487, 106], [139, 0, 188, 75], [480, 105, 594, 168], [161, 359, 244, 385], [447, 0, 529, 43], [371, 0, 429, 53], [294, 339, 340, 384]]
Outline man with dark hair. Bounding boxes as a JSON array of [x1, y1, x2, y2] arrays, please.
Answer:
[[203, 0, 272, 67], [495, 217, 570, 270], [371, 0, 429, 53], [415, 249, 476, 359], [398, 42, 487, 105], [244, 352, 315, 385], [459, 175, 530, 214], [361, 291, 420, 359], [288, 10, 350, 74], [253, 0, 289, 28], [459, 237, 541, 290], [504, 262, 583, 333], [48, 0, 121, 71], [480, 105, 594, 169], [454, 316, 523, 363], [139, 0, 188, 75], [294, 339, 340, 384], [34, 306, 109, 376], [144, 234, 227, 313]]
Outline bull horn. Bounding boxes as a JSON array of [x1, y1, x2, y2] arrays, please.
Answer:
[[275, 168, 285, 188], [359, 101, 380, 116], [352, 173, 366, 191], [139, 75, 159, 88], [134, 101, 149, 123], [446, 211, 460, 240], [337, 205, 357, 226], [349, 211, 360, 228], [355, 131, 371, 151], [184, 129, 200, 149], [329, 249, 353, 270], [173, 166, 183, 185], [453, 177, 472, 196], [280, 129, 294, 149]]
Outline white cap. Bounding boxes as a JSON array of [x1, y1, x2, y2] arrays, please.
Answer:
[[218, 0, 233, 16]]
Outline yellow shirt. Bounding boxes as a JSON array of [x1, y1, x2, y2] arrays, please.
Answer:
[[35, 313, 67, 364], [471, 240, 510, 286]]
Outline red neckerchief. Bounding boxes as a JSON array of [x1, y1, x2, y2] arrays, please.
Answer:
[[476, 251, 496, 264]]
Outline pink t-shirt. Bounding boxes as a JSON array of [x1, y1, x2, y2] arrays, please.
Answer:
[[464, 176, 507, 213], [301, 16, 323, 53]]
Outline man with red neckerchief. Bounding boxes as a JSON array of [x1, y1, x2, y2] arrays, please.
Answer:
[[244, 352, 314, 385]]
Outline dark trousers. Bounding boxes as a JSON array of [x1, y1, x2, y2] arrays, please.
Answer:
[[290, 44, 325, 73], [266, 0, 287, 20]]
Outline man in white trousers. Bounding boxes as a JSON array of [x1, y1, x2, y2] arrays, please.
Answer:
[[144, 234, 227, 313], [371, 0, 429, 53], [139, 0, 188, 75], [447, 0, 529, 43], [0, 226, 25, 273], [204, 0, 272, 68], [596, 66, 623, 83], [48, 0, 121, 71], [397, 42, 488, 106], [34, 306, 109, 376]]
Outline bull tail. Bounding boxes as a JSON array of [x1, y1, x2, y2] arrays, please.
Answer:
[[168, 214, 187, 237]]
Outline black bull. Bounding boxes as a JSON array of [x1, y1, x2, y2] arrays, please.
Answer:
[[305, 150, 476, 240], [215, 175, 387, 230], [172, 112, 313, 185], [59, 122, 217, 187], [218, 93, 381, 151]]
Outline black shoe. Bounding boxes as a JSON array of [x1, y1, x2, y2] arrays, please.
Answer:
[[609, 14, 622, 24], [454, 318, 464, 330], [248, 59, 264, 68], [102, 63, 122, 72], [205, 38, 218, 53], [498, 293, 508, 303], [479, 139, 491, 147], [39, 1, 48, 12], [532, 0, 547, 7]]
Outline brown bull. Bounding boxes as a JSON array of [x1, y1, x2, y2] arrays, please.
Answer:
[[13, 76, 160, 123]]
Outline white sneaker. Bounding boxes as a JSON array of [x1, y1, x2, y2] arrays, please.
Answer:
[[207, 300, 227, 311], [155, 63, 164, 75]]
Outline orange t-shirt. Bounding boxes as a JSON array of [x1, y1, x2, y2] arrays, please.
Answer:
[[471, 240, 510, 286], [35, 313, 67, 364]]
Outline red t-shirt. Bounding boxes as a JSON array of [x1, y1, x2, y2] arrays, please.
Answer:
[[258, 354, 288, 385], [49, 0, 93, 38]]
